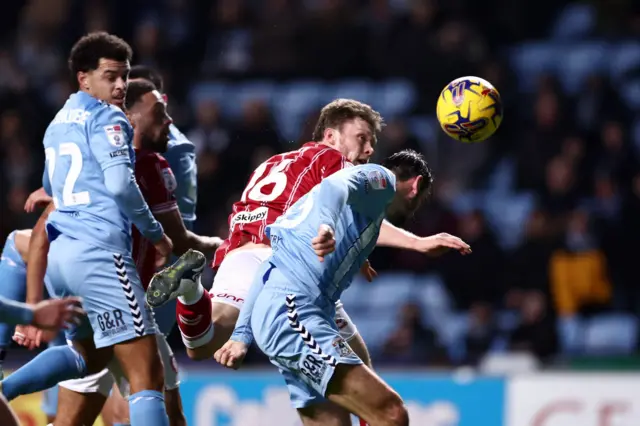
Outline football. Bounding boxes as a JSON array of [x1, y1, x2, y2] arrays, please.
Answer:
[[436, 76, 503, 143]]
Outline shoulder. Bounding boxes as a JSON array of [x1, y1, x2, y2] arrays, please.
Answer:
[[90, 105, 132, 132], [351, 164, 396, 191]]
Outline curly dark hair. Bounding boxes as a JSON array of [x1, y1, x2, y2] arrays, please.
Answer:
[[68, 32, 133, 75]]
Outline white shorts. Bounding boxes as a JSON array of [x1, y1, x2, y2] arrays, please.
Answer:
[[58, 334, 180, 397], [211, 248, 358, 341]]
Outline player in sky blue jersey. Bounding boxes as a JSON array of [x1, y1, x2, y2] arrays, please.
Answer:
[[0, 230, 66, 421], [0, 33, 174, 426], [214, 151, 471, 426], [0, 232, 84, 426]]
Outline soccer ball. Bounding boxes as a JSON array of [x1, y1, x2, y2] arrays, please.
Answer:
[[436, 76, 503, 143]]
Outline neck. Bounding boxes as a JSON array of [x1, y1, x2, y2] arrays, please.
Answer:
[[318, 141, 339, 152], [133, 131, 144, 150]]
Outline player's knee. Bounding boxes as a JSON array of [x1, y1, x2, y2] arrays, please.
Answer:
[[380, 393, 409, 426]]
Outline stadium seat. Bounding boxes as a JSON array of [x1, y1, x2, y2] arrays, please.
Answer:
[[415, 275, 453, 335], [330, 80, 375, 107], [188, 81, 229, 111], [496, 310, 521, 332], [619, 79, 640, 110], [584, 314, 639, 355], [228, 81, 276, 118], [406, 116, 439, 148], [271, 81, 324, 140], [352, 315, 398, 351], [449, 191, 483, 215], [609, 42, 640, 81], [363, 273, 416, 313], [557, 315, 585, 355], [483, 192, 535, 249], [486, 157, 517, 195], [375, 80, 417, 118], [550, 3, 596, 41], [510, 43, 559, 92], [557, 43, 608, 94]]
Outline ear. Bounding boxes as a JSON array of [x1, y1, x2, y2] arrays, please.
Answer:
[[323, 128, 337, 146], [77, 71, 89, 91], [162, 94, 168, 104], [410, 175, 423, 198], [127, 111, 139, 129]]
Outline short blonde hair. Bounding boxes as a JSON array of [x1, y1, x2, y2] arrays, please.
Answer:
[[312, 99, 384, 142]]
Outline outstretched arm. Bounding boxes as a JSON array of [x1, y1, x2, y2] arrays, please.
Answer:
[[377, 221, 472, 256]]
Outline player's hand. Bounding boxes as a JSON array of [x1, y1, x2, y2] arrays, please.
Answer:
[[24, 187, 53, 213], [13, 325, 60, 350], [32, 297, 85, 331], [360, 259, 378, 282], [312, 225, 336, 262], [154, 234, 173, 268], [214, 340, 248, 370], [415, 233, 471, 257]]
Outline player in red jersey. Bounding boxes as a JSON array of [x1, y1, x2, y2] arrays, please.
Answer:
[[149, 99, 470, 426], [146, 100, 380, 363]]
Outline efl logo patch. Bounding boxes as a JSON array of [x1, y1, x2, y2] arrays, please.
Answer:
[[332, 337, 354, 357], [161, 167, 177, 192], [104, 124, 125, 147], [368, 170, 387, 190]]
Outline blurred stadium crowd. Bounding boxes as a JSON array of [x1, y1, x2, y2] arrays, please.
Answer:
[[1, 0, 640, 368]]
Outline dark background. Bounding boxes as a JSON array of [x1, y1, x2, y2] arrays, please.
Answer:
[[1, 0, 640, 368]]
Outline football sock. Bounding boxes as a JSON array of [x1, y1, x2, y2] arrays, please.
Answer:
[[1, 346, 87, 401], [176, 289, 214, 349], [177, 276, 204, 305], [128, 390, 169, 426]]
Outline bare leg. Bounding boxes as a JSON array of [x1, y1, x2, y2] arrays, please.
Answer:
[[298, 400, 352, 426], [326, 364, 408, 426]]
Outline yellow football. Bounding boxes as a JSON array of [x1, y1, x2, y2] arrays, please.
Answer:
[[436, 76, 503, 142]]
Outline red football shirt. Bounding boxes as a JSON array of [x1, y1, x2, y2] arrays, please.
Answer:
[[212, 142, 349, 269], [132, 149, 179, 289]]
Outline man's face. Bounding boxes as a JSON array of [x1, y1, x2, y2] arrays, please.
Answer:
[[385, 176, 425, 225], [130, 91, 172, 152], [331, 117, 375, 165], [80, 58, 129, 109]]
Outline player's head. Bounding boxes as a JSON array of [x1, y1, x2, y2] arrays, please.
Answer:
[[313, 99, 384, 165], [129, 65, 167, 101], [383, 149, 433, 223], [69, 32, 133, 109], [125, 80, 172, 153]]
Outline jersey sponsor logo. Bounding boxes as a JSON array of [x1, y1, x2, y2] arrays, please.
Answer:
[[368, 170, 387, 190], [97, 309, 128, 338], [332, 337, 354, 357], [229, 206, 269, 229], [297, 353, 327, 386], [161, 167, 178, 193], [104, 124, 125, 147], [214, 293, 245, 304], [109, 148, 128, 158]]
